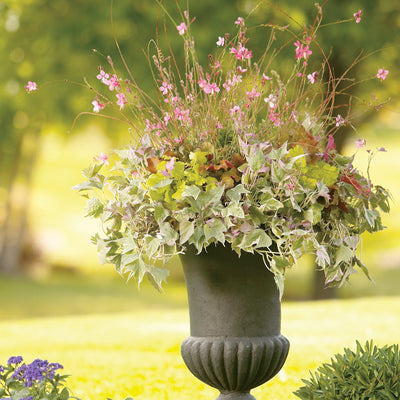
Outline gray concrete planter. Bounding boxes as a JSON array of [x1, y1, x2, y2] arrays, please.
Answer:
[[180, 245, 290, 400]]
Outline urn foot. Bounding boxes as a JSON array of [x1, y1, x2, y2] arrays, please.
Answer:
[[216, 392, 256, 400]]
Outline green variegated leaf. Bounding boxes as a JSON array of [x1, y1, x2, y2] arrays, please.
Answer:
[[197, 185, 224, 208], [226, 184, 249, 202], [144, 236, 161, 258], [224, 202, 245, 218], [248, 206, 267, 224], [304, 203, 324, 225], [154, 204, 169, 224], [248, 148, 265, 172], [179, 220, 195, 245], [82, 163, 103, 179], [182, 185, 201, 200], [72, 181, 103, 191], [85, 197, 103, 218], [189, 226, 205, 252], [241, 229, 272, 251], [204, 219, 226, 244], [335, 245, 354, 266], [146, 265, 170, 291], [159, 222, 179, 244]]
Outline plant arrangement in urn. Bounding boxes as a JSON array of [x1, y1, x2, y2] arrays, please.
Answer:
[[72, 3, 390, 297]]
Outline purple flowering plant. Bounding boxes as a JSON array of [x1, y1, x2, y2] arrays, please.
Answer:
[[69, 2, 391, 296], [0, 356, 69, 400]]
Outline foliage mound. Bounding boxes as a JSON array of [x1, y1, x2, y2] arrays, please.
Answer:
[[294, 340, 400, 400]]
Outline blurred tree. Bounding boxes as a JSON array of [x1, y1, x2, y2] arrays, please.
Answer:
[[0, 0, 398, 287]]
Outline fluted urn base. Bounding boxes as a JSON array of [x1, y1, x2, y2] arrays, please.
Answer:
[[181, 335, 289, 400]]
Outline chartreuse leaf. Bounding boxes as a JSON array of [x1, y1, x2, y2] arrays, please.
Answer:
[[171, 161, 185, 179], [287, 145, 306, 168], [172, 181, 186, 200], [189, 151, 208, 165], [301, 161, 339, 189]]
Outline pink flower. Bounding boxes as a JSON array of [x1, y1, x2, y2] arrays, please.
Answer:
[[269, 112, 282, 126], [353, 10, 363, 24], [237, 66, 247, 74], [335, 114, 346, 127], [229, 105, 241, 116], [203, 82, 220, 95], [262, 74, 272, 83], [25, 81, 37, 92], [230, 42, 253, 61], [159, 81, 172, 95], [108, 74, 120, 91], [246, 88, 261, 100], [356, 139, 366, 149], [116, 93, 127, 110], [164, 112, 171, 125], [96, 152, 109, 165], [307, 71, 318, 84], [376, 68, 389, 81], [198, 78, 207, 89], [216, 36, 225, 46], [96, 68, 109, 84], [294, 40, 312, 60], [234, 17, 244, 26], [176, 22, 187, 35], [92, 99, 105, 113]]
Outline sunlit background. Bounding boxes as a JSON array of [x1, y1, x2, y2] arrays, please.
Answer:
[[0, 1, 399, 399]]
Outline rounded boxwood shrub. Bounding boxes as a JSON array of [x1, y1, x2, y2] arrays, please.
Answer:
[[294, 341, 400, 400]]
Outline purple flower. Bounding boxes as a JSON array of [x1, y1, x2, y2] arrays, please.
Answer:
[[20, 397, 33, 400], [0, 365, 5, 373], [12, 364, 27, 381], [7, 356, 23, 365]]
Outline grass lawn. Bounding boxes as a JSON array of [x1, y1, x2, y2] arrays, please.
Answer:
[[1, 275, 399, 400]]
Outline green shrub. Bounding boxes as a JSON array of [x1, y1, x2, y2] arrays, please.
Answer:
[[294, 341, 400, 400]]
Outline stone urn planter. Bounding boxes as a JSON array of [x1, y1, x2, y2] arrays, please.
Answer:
[[180, 244, 290, 400]]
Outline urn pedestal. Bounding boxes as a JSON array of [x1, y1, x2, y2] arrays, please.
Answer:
[[180, 245, 290, 400]]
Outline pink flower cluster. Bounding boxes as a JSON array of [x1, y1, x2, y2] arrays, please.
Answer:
[[230, 43, 253, 61], [198, 78, 220, 95], [294, 40, 312, 61], [376, 68, 389, 81], [25, 81, 37, 92], [95, 67, 127, 111]]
